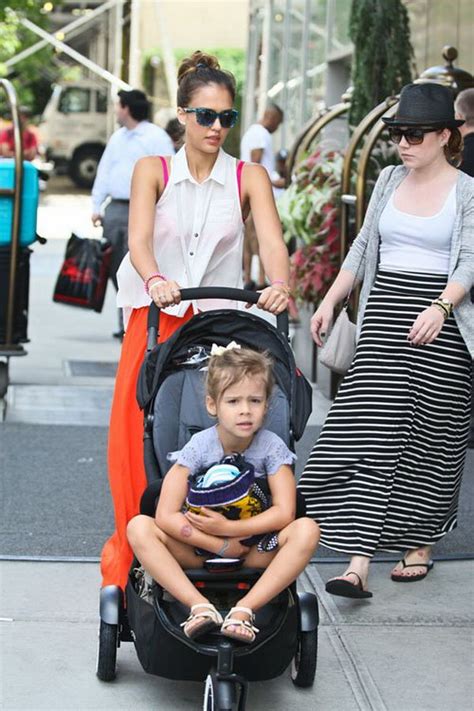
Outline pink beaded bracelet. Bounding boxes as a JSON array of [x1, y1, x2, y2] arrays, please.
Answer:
[[271, 279, 287, 287], [144, 273, 167, 295]]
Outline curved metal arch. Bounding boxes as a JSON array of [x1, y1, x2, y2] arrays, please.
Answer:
[[0, 79, 24, 351], [286, 109, 326, 182], [355, 102, 398, 232], [339, 96, 399, 262], [286, 102, 350, 185]]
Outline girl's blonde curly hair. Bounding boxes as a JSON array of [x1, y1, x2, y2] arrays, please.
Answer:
[[206, 347, 274, 403]]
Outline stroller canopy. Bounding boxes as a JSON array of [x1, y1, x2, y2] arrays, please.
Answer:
[[137, 308, 312, 442]]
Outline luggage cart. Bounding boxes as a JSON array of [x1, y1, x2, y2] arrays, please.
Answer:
[[0, 79, 34, 399]]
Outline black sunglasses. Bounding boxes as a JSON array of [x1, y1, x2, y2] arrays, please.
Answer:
[[388, 127, 437, 145], [183, 107, 239, 129]]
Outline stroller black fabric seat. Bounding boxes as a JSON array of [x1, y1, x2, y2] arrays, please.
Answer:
[[184, 568, 264, 582]]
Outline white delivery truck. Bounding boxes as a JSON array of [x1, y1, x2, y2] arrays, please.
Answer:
[[39, 79, 109, 188]]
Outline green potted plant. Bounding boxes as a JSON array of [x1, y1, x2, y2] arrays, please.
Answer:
[[278, 147, 344, 308]]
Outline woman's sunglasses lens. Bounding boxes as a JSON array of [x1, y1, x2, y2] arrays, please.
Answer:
[[389, 128, 425, 145], [194, 108, 238, 128], [407, 130, 424, 144], [196, 109, 217, 127], [220, 111, 237, 128]]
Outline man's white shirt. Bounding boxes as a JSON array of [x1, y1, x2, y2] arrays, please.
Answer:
[[240, 123, 275, 176], [91, 121, 174, 212]]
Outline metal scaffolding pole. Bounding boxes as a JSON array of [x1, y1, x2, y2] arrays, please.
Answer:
[[257, 0, 272, 118], [153, 0, 178, 106], [113, 0, 124, 83], [20, 17, 131, 92], [128, 0, 141, 88], [6, 0, 122, 69]]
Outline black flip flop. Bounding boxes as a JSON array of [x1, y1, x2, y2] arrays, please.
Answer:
[[391, 559, 434, 583], [325, 571, 373, 599]]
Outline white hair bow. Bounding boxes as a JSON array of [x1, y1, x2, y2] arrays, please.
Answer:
[[210, 341, 241, 357]]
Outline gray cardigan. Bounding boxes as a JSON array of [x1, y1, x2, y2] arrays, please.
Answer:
[[342, 165, 474, 357]]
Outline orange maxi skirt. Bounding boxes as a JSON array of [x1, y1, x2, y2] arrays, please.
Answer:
[[100, 305, 194, 590]]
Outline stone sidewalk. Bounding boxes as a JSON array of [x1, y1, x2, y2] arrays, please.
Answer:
[[1, 559, 472, 710]]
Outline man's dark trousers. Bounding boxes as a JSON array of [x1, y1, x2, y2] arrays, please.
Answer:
[[103, 200, 129, 332]]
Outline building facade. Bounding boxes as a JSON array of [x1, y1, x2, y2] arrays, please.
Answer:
[[244, 0, 473, 151]]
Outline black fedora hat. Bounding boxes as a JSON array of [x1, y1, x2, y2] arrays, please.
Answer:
[[382, 83, 464, 129]]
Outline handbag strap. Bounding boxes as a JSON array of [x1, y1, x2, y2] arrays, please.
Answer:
[[342, 165, 396, 309]]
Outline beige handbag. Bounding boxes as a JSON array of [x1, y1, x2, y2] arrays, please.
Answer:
[[318, 306, 356, 374], [318, 227, 371, 374], [319, 166, 395, 375]]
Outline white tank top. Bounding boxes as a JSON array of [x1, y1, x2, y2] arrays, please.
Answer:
[[378, 184, 456, 274], [116, 146, 245, 323]]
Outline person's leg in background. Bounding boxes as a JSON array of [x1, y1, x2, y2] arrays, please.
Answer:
[[243, 216, 255, 290], [102, 200, 129, 338], [243, 215, 265, 290], [284, 235, 300, 324]]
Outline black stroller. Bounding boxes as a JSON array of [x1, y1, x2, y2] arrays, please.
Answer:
[[97, 288, 319, 710]]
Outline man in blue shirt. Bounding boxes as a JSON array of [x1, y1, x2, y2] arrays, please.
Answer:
[[91, 89, 174, 337]]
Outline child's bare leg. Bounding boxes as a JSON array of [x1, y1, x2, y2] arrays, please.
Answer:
[[127, 515, 207, 608], [223, 518, 320, 640], [242, 518, 319, 608]]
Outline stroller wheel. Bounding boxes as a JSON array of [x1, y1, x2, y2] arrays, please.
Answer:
[[203, 671, 239, 711], [96, 619, 118, 681], [291, 629, 318, 688]]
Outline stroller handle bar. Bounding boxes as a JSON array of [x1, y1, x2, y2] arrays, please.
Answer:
[[147, 287, 289, 350]]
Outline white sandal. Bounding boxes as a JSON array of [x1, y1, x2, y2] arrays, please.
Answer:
[[180, 603, 223, 639], [221, 606, 259, 644]]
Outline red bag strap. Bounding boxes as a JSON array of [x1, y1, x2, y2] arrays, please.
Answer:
[[237, 160, 245, 203], [159, 155, 169, 188]]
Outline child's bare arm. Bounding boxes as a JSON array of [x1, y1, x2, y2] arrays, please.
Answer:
[[155, 463, 228, 554], [185, 465, 296, 537]]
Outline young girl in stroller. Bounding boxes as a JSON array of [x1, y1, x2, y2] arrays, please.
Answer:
[[127, 345, 320, 644]]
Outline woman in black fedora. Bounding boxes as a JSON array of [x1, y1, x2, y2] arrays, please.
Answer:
[[298, 82, 473, 598]]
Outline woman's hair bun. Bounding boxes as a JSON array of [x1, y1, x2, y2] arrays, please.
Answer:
[[177, 50, 220, 84], [176, 50, 236, 107]]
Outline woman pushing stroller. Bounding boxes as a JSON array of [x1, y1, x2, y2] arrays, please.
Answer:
[[127, 346, 320, 643], [101, 50, 291, 591]]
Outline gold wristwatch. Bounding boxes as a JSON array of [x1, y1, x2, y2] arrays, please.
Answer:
[[431, 297, 453, 319]]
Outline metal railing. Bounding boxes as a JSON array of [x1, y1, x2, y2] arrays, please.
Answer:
[[0, 78, 25, 354]]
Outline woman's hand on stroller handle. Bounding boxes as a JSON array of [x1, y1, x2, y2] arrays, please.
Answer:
[[252, 283, 290, 315], [149, 278, 181, 308]]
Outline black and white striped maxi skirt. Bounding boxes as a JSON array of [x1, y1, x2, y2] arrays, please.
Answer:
[[298, 271, 472, 557]]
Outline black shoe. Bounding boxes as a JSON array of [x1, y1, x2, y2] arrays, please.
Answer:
[[244, 280, 256, 291], [113, 330, 125, 341], [325, 572, 373, 599], [391, 559, 434, 583]]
